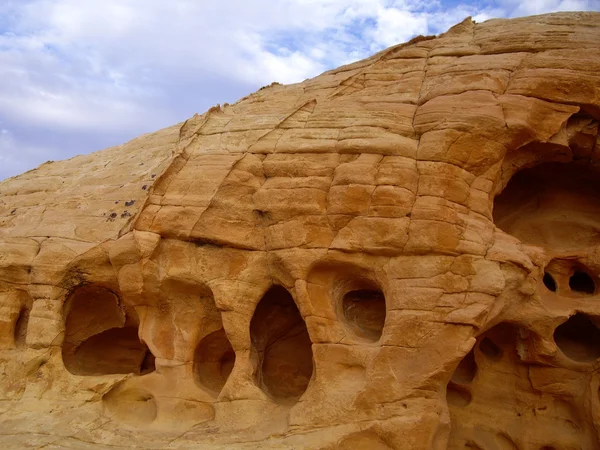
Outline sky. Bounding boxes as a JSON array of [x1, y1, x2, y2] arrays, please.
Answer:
[[0, 0, 599, 181]]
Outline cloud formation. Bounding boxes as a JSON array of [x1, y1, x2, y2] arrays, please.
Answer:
[[0, 0, 598, 180]]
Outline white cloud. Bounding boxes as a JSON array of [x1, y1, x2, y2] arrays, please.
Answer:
[[0, 0, 599, 181], [369, 7, 428, 48], [496, 0, 598, 16]]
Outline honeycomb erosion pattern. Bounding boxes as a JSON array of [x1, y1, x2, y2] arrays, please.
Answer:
[[0, 11, 600, 450]]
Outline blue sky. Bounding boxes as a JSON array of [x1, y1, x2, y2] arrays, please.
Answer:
[[0, 0, 599, 181]]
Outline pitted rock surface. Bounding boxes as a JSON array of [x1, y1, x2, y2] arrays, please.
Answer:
[[1, 11, 600, 450]]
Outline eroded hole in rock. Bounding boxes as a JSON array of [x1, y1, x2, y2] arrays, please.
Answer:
[[568, 271, 595, 294], [493, 162, 600, 251], [341, 288, 386, 341], [478, 337, 502, 361], [62, 285, 155, 376], [447, 383, 472, 407], [140, 350, 156, 375], [73, 327, 151, 375], [447, 325, 514, 420], [446, 348, 478, 409], [14, 307, 30, 349], [10, 292, 33, 349], [448, 322, 599, 448], [553, 313, 600, 362], [543, 272, 557, 292], [103, 387, 157, 425], [250, 286, 313, 403], [194, 328, 236, 395], [451, 349, 477, 384]]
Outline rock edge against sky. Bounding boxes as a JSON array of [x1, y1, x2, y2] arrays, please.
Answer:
[[0, 11, 599, 449]]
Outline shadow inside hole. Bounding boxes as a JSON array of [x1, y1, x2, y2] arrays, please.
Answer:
[[446, 324, 516, 413], [451, 349, 477, 384], [569, 271, 595, 294], [62, 285, 155, 376], [140, 350, 156, 375], [554, 313, 600, 362], [446, 348, 477, 409], [250, 286, 314, 404], [447, 320, 599, 448], [14, 307, 30, 349], [543, 272, 557, 292], [492, 161, 600, 252], [72, 327, 154, 375], [193, 328, 236, 395], [478, 337, 503, 361], [342, 289, 386, 341], [446, 383, 472, 407]]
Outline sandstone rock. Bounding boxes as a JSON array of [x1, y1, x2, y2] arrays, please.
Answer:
[[1, 11, 600, 449]]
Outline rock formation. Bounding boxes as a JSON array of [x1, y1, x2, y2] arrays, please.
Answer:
[[0, 11, 599, 449]]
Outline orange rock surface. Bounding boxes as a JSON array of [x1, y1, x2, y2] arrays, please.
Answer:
[[1, 11, 600, 449]]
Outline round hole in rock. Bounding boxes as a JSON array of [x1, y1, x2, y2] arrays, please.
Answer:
[[250, 286, 313, 404], [554, 313, 600, 362], [341, 288, 386, 342], [193, 328, 236, 395], [543, 272, 557, 292], [451, 349, 477, 384], [569, 271, 595, 294], [478, 337, 503, 361], [62, 285, 155, 376]]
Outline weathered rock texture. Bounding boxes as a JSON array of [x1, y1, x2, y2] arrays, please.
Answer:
[[1, 11, 599, 449]]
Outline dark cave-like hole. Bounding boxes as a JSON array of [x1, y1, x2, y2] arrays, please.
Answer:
[[14, 307, 30, 349], [478, 337, 503, 361], [193, 328, 236, 395], [140, 350, 156, 375], [543, 272, 557, 292], [72, 327, 153, 375], [250, 286, 313, 404], [554, 313, 600, 362], [342, 288, 386, 342], [569, 271, 595, 294], [62, 285, 155, 376], [493, 161, 600, 251], [451, 349, 477, 384]]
